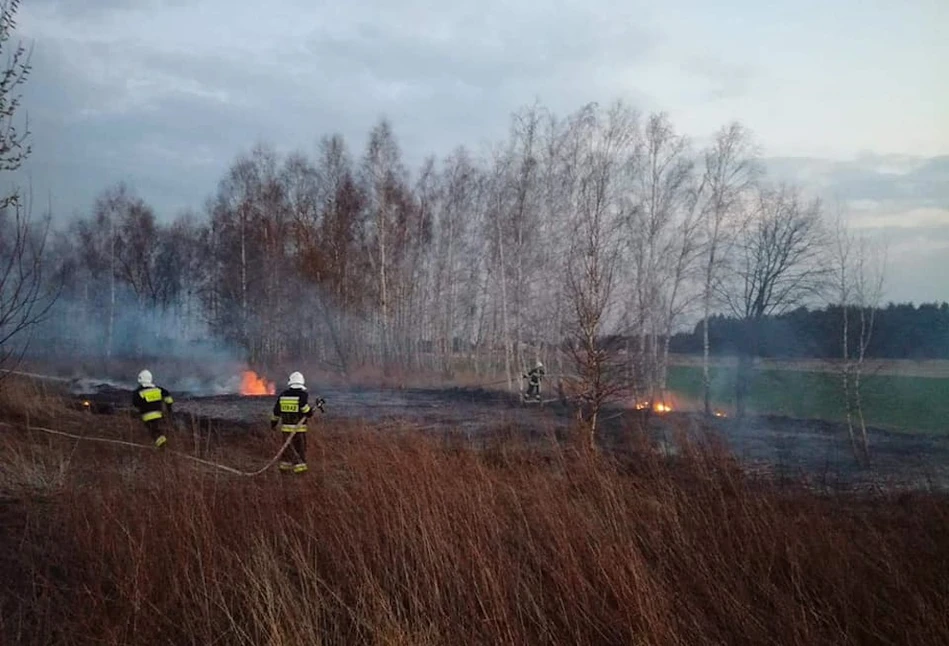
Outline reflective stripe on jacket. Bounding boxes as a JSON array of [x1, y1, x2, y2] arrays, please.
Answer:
[[133, 385, 173, 422], [271, 387, 314, 432]]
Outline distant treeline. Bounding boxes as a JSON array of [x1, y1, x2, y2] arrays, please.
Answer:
[[669, 303, 949, 360]]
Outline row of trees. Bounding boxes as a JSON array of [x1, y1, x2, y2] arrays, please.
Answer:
[[13, 107, 887, 427], [0, 1, 893, 449], [33, 104, 877, 426], [671, 302, 949, 360]]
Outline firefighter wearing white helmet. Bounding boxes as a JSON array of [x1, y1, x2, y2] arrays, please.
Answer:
[[132, 369, 175, 448], [522, 360, 546, 402], [270, 371, 326, 474]]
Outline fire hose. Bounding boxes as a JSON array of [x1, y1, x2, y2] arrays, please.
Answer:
[[0, 420, 302, 478]]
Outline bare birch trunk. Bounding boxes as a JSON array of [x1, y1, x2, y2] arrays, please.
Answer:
[[841, 302, 859, 460], [240, 203, 248, 349], [107, 217, 115, 360], [702, 310, 711, 415], [497, 219, 512, 392]]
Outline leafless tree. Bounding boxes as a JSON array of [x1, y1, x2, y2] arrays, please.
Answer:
[[0, 0, 30, 191], [506, 104, 545, 374], [204, 144, 292, 363], [361, 119, 412, 368], [720, 184, 829, 418], [35, 93, 860, 397], [698, 122, 760, 415], [624, 112, 696, 406], [561, 103, 632, 448], [306, 134, 369, 371], [430, 147, 481, 375], [0, 197, 58, 377], [832, 208, 886, 464], [0, 0, 60, 378], [484, 142, 516, 389], [154, 211, 210, 330]]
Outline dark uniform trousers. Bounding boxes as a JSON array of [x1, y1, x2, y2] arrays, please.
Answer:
[[525, 367, 545, 399], [133, 385, 174, 445], [271, 387, 315, 471]]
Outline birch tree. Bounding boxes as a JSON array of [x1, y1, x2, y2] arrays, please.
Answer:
[[432, 147, 481, 374], [698, 122, 760, 415], [625, 112, 694, 405], [81, 184, 131, 358], [484, 144, 515, 389], [361, 119, 411, 368], [562, 102, 635, 447], [502, 104, 546, 375], [833, 209, 886, 463]]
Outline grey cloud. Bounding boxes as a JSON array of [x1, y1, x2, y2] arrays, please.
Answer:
[[17, 36, 369, 215], [16, 2, 659, 219], [868, 225, 949, 305], [760, 154, 949, 304], [764, 154, 949, 207], [304, 13, 656, 91], [681, 56, 755, 101], [27, 0, 185, 21]]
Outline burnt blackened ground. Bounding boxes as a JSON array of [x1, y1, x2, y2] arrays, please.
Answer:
[[69, 382, 949, 492], [677, 413, 949, 492]]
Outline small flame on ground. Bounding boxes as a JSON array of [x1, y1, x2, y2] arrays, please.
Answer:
[[713, 410, 727, 418], [633, 400, 673, 413], [240, 370, 275, 396]]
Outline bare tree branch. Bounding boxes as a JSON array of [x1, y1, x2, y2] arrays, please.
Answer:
[[719, 183, 829, 417]]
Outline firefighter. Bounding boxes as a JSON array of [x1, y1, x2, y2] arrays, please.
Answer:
[[522, 360, 545, 401], [270, 371, 325, 474], [132, 369, 174, 448]]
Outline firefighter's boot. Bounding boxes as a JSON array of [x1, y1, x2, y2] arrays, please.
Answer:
[[293, 463, 308, 475], [278, 461, 293, 472], [154, 435, 167, 449]]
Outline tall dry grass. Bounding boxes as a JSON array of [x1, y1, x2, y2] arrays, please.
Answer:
[[1, 387, 948, 645]]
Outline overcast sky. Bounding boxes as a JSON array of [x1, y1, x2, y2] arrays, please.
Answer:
[[10, 0, 949, 305]]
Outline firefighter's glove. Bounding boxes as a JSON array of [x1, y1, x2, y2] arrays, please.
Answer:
[[316, 398, 326, 413], [270, 420, 278, 431]]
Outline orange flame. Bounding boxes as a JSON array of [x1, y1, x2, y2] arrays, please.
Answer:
[[240, 370, 275, 396], [633, 400, 673, 413]]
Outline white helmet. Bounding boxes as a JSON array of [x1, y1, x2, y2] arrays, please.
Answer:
[[288, 371, 305, 389], [137, 369, 154, 387], [535, 360, 544, 369]]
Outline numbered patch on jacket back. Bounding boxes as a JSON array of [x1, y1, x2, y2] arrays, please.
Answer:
[[141, 388, 162, 403], [279, 397, 300, 413]]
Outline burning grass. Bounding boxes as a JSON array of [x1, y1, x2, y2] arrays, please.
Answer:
[[1, 387, 948, 645], [239, 369, 276, 395]]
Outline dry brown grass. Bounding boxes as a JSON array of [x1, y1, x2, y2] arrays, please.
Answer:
[[1, 385, 948, 645]]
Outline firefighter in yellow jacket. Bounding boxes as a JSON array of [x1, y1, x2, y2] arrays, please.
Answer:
[[270, 371, 325, 474], [132, 369, 174, 448]]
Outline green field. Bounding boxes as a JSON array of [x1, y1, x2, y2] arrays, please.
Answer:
[[667, 365, 949, 434]]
